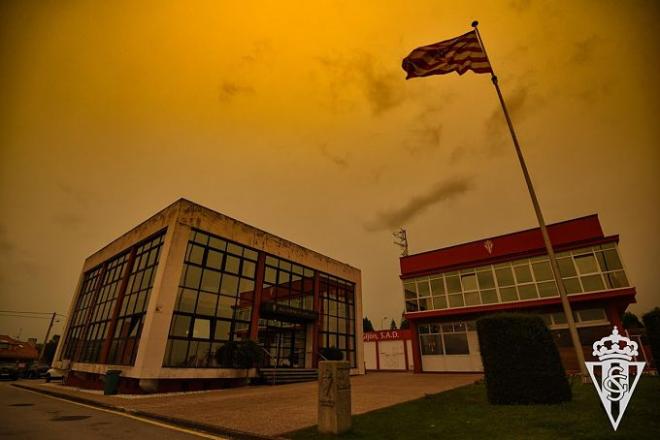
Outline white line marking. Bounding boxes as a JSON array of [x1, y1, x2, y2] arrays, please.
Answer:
[[15, 386, 228, 440]]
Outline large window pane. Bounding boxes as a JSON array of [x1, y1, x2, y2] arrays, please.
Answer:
[[604, 271, 629, 288], [517, 284, 537, 300], [495, 267, 514, 286], [193, 318, 211, 339], [557, 258, 577, 277], [448, 294, 464, 308], [500, 286, 518, 302], [601, 249, 622, 270], [461, 274, 477, 291], [581, 274, 605, 292], [404, 282, 416, 300], [433, 295, 447, 309], [563, 278, 582, 294], [514, 265, 533, 283], [445, 275, 461, 293], [417, 280, 431, 297], [464, 292, 480, 306], [443, 333, 469, 355], [430, 278, 445, 295], [420, 334, 443, 355], [537, 281, 558, 297], [574, 254, 598, 274], [480, 289, 498, 304], [532, 261, 553, 281], [477, 271, 495, 289]]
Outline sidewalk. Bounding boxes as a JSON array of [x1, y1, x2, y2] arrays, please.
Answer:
[[14, 372, 480, 438]]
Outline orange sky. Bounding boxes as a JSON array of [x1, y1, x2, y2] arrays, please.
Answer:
[[1, 0, 658, 339]]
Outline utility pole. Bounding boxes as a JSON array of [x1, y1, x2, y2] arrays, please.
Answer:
[[393, 228, 409, 257], [39, 312, 57, 362]]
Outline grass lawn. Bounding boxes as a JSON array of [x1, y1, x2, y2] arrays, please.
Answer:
[[290, 376, 660, 440]]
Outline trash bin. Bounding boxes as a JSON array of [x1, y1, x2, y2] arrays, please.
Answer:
[[103, 370, 122, 395]]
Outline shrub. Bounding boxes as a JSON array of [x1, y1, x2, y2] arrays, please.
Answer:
[[234, 340, 263, 369], [216, 341, 239, 368], [476, 313, 571, 404], [320, 346, 344, 361], [215, 341, 263, 369], [642, 308, 660, 369]]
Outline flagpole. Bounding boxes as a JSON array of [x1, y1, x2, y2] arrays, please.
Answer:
[[471, 20, 588, 378]]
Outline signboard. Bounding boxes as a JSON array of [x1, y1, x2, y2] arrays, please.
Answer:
[[363, 330, 412, 342], [260, 302, 318, 323]]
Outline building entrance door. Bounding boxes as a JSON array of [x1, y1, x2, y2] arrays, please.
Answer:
[[258, 320, 307, 368]]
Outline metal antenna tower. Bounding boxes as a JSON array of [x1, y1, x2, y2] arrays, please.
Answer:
[[392, 228, 409, 257]]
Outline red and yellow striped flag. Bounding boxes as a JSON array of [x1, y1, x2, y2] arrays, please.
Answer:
[[402, 30, 492, 79]]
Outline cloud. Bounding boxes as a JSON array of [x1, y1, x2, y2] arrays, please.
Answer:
[[568, 36, 601, 66], [0, 226, 14, 255], [319, 144, 349, 168], [404, 104, 448, 155], [364, 176, 475, 231], [317, 53, 406, 116], [57, 183, 91, 208], [218, 81, 255, 103], [483, 80, 543, 154], [51, 212, 85, 230], [509, 0, 533, 13]]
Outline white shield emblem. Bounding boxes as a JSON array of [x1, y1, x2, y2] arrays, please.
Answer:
[[585, 326, 645, 431]]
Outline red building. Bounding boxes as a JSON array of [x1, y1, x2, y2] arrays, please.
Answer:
[[0, 335, 39, 366], [401, 215, 637, 373]]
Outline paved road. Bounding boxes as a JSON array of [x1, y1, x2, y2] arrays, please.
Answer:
[[0, 382, 222, 440]]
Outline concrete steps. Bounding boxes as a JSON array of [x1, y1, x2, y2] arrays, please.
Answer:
[[259, 368, 318, 385]]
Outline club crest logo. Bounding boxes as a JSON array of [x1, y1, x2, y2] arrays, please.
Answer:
[[483, 239, 494, 254], [585, 326, 645, 431]]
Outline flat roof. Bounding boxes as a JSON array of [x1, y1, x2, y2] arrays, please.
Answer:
[[400, 214, 619, 278], [86, 198, 360, 273]]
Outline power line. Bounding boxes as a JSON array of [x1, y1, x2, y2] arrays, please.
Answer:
[[0, 310, 66, 317], [0, 313, 56, 320]]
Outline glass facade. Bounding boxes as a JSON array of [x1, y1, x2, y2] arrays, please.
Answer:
[[163, 229, 258, 368], [60, 231, 165, 365], [418, 308, 609, 357], [107, 234, 165, 365], [404, 243, 628, 312], [320, 274, 357, 368], [258, 255, 315, 368]]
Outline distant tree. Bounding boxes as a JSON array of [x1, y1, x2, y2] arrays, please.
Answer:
[[363, 317, 375, 333], [43, 335, 60, 364], [390, 319, 398, 330], [622, 312, 643, 330], [400, 313, 410, 330], [642, 308, 660, 370]]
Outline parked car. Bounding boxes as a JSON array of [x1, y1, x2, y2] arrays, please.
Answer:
[[0, 363, 19, 381], [25, 363, 50, 379], [45, 368, 65, 383]]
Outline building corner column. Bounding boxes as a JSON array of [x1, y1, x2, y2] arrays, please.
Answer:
[[409, 320, 423, 373], [249, 252, 266, 341]]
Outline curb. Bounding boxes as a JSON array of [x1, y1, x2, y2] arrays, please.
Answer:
[[12, 383, 288, 440]]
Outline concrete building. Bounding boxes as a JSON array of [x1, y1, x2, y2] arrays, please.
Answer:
[[401, 215, 638, 373], [53, 199, 363, 392]]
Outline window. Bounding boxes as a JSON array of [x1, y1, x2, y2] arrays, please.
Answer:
[[262, 255, 315, 312], [60, 231, 165, 365], [400, 244, 627, 312], [418, 321, 471, 356], [320, 274, 356, 368], [163, 229, 258, 368]]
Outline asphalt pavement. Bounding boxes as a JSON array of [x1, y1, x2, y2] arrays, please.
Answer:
[[0, 381, 224, 440]]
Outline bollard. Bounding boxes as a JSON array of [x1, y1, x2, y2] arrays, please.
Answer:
[[318, 360, 352, 434]]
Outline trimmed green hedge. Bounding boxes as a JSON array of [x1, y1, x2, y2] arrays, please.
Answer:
[[642, 308, 660, 369], [476, 313, 571, 404]]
